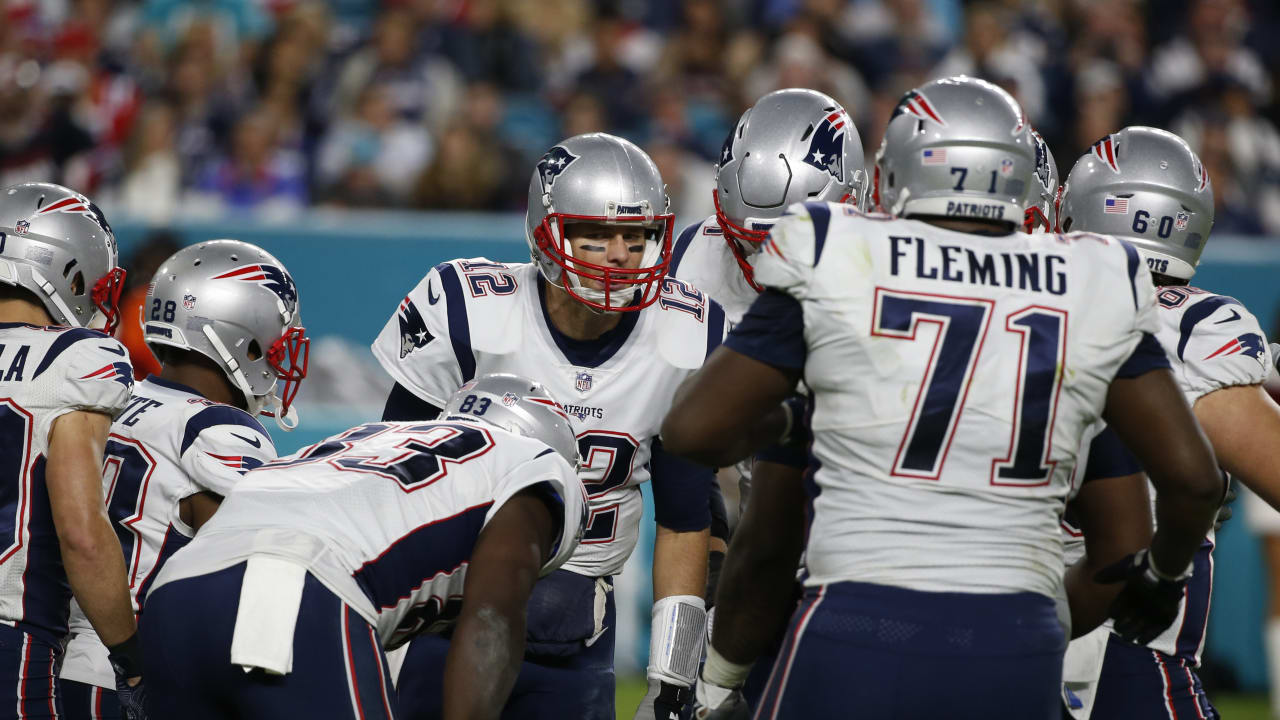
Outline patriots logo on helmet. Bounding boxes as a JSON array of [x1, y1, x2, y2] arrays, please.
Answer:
[[34, 196, 113, 235], [718, 128, 735, 168], [1032, 135, 1053, 192], [537, 146, 579, 193], [80, 362, 133, 390], [211, 264, 298, 312], [1205, 332, 1266, 362], [397, 297, 433, 358], [1091, 135, 1121, 173], [803, 110, 849, 182], [890, 90, 947, 127]]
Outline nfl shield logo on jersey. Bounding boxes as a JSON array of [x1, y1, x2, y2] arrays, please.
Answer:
[[575, 371, 593, 394]]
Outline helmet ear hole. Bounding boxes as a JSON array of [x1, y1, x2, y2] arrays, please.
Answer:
[[247, 339, 262, 361], [888, 172, 895, 188], [1061, 216, 1073, 232], [70, 271, 85, 296]]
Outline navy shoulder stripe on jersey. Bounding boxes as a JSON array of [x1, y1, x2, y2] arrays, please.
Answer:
[[1117, 238, 1141, 311], [31, 327, 109, 379], [352, 501, 491, 611], [1177, 295, 1243, 361], [1116, 332, 1172, 378], [436, 262, 477, 383], [705, 298, 726, 359], [180, 405, 272, 456], [671, 222, 701, 276], [723, 289, 806, 372], [804, 202, 832, 266]]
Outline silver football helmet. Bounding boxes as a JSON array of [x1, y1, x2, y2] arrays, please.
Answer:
[[874, 76, 1041, 225], [1058, 126, 1213, 280], [442, 373, 579, 469], [0, 183, 125, 332], [1024, 128, 1060, 232], [714, 88, 866, 290], [144, 240, 309, 429], [525, 133, 674, 313]]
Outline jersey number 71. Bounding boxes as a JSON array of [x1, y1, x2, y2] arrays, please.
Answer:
[[872, 289, 1067, 487]]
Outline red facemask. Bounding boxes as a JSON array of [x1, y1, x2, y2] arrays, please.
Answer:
[[533, 212, 674, 312]]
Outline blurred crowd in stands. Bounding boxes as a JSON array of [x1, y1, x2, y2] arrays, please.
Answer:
[[3, 0, 1279, 235]]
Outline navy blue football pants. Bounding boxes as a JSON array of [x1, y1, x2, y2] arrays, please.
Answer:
[[1090, 636, 1218, 719], [753, 581, 1066, 720], [141, 562, 396, 719], [60, 680, 120, 720], [0, 624, 61, 719], [396, 569, 616, 720]]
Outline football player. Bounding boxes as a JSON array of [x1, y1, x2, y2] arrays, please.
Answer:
[[0, 183, 141, 718], [58, 239, 308, 719], [667, 87, 866, 707], [1056, 126, 1280, 719], [140, 374, 587, 719], [372, 133, 727, 719], [665, 77, 1224, 719]]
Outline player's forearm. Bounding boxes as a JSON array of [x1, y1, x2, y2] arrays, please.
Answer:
[[46, 411, 137, 647], [710, 461, 806, 664], [1104, 371, 1222, 575], [664, 404, 789, 468], [61, 522, 137, 647], [442, 601, 525, 720], [653, 526, 709, 600]]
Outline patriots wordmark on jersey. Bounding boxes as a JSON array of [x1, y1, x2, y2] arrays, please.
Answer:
[[0, 324, 133, 647], [748, 201, 1162, 599], [147, 420, 586, 649], [372, 259, 727, 578], [59, 376, 276, 690]]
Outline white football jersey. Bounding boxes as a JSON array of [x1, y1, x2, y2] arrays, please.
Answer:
[[148, 421, 587, 649], [0, 324, 132, 645], [751, 202, 1161, 599], [60, 376, 276, 688], [670, 216, 761, 325], [372, 260, 727, 577], [1061, 286, 1270, 691]]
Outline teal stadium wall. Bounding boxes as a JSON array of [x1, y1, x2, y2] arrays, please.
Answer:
[[112, 214, 1280, 690]]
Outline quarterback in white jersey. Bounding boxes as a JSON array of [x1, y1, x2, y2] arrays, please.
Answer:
[[374, 134, 726, 720], [140, 375, 586, 720], [58, 239, 305, 720], [1056, 126, 1280, 720], [671, 78, 1223, 720]]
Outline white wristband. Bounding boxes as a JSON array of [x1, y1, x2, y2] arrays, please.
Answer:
[[647, 595, 707, 687], [701, 644, 753, 689]]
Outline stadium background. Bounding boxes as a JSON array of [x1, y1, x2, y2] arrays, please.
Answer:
[[5, 0, 1280, 714]]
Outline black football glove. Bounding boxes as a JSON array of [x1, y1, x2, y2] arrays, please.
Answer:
[[634, 679, 693, 720], [1094, 548, 1189, 645], [107, 634, 148, 720]]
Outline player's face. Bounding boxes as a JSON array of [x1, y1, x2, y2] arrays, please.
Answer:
[[564, 222, 646, 291]]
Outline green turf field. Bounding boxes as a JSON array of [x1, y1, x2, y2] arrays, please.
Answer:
[[615, 675, 1271, 718]]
